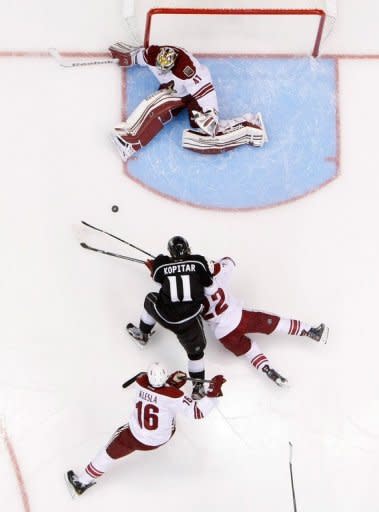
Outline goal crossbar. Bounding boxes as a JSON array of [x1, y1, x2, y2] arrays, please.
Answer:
[[144, 8, 326, 57]]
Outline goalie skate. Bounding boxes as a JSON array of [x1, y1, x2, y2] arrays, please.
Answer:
[[111, 133, 136, 162], [250, 112, 268, 147]]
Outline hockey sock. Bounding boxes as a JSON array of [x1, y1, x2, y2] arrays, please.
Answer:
[[244, 342, 270, 373], [78, 448, 116, 484], [140, 309, 156, 333], [273, 318, 312, 337], [188, 357, 205, 380]]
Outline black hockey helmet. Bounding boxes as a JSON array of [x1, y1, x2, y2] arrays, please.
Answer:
[[167, 236, 190, 258]]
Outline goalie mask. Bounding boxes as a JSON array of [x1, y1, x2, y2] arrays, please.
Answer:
[[156, 47, 178, 72], [168, 236, 191, 258], [147, 362, 168, 388]]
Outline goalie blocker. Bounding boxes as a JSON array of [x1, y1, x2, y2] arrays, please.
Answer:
[[112, 91, 268, 161]]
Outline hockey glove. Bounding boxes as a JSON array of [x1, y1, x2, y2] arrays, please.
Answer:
[[159, 80, 176, 93], [109, 42, 141, 67], [191, 109, 218, 137], [145, 259, 155, 273], [167, 371, 187, 389], [206, 375, 226, 397]]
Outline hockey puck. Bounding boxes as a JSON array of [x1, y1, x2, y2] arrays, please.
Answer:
[[111, 205, 119, 213]]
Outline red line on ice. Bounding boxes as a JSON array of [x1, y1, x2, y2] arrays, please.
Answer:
[[2, 426, 31, 512]]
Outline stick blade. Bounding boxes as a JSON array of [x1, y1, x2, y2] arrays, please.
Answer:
[[48, 47, 60, 58], [48, 47, 72, 67]]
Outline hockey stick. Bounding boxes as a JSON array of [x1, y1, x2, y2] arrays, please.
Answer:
[[80, 242, 145, 264], [289, 442, 298, 512], [48, 47, 118, 68], [121, 374, 212, 389], [122, 372, 144, 388], [81, 221, 155, 258]]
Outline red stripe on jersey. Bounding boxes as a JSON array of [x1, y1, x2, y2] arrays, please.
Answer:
[[193, 84, 215, 101], [86, 463, 103, 478], [194, 403, 204, 419], [251, 354, 268, 369]]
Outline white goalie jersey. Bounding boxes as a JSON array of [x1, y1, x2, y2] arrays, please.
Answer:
[[135, 45, 219, 114], [202, 258, 243, 339]]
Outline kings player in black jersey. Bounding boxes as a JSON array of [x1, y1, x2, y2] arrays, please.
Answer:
[[127, 236, 217, 399]]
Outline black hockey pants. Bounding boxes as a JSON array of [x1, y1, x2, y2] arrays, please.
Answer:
[[143, 292, 206, 360]]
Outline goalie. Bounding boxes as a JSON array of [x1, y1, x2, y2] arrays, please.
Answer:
[[108, 42, 268, 161]]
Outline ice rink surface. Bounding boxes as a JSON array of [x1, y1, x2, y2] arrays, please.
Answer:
[[1, 1, 379, 511]]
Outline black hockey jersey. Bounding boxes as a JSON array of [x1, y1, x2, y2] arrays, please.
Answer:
[[151, 254, 213, 323]]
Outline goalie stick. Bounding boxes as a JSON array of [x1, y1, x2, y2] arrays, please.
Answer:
[[80, 242, 145, 264], [81, 220, 155, 258], [122, 374, 213, 389], [289, 442, 298, 512], [48, 47, 118, 68]]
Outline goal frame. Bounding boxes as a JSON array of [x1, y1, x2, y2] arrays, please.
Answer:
[[144, 8, 327, 57]]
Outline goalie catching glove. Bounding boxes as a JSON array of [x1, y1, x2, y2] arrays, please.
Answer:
[[109, 42, 141, 67]]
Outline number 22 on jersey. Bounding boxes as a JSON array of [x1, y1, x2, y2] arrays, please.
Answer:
[[203, 288, 229, 320]]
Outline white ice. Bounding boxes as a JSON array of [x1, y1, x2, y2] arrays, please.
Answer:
[[1, 1, 379, 511]]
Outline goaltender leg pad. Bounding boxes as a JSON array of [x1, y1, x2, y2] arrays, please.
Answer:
[[112, 90, 186, 161], [182, 113, 268, 154]]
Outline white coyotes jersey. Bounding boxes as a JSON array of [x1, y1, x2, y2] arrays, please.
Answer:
[[135, 46, 218, 113], [202, 258, 243, 339], [129, 374, 216, 446]]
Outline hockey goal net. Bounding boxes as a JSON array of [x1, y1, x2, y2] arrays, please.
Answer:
[[123, 1, 337, 56]]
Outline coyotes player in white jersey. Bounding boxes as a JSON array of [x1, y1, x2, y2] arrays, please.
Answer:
[[108, 42, 267, 161], [202, 258, 329, 386], [65, 363, 226, 496]]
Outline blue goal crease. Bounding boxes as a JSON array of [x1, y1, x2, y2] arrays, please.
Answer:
[[124, 57, 337, 210]]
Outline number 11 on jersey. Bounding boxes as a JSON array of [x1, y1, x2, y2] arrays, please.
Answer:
[[167, 275, 193, 302]]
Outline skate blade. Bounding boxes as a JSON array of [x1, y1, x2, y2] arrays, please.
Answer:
[[274, 377, 289, 388]]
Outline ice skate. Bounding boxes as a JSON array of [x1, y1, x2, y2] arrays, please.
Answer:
[[65, 470, 95, 497], [262, 365, 288, 387], [111, 132, 136, 162], [126, 323, 153, 348], [191, 382, 206, 400], [301, 323, 329, 344]]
